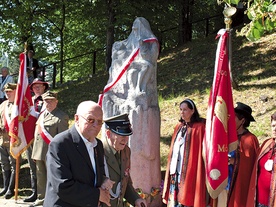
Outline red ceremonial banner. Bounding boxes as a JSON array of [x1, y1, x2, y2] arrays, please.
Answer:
[[9, 53, 37, 158], [203, 29, 238, 199]]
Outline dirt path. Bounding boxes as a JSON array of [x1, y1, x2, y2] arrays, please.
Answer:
[[0, 197, 41, 206]]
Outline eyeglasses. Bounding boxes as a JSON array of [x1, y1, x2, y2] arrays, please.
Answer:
[[78, 114, 103, 126]]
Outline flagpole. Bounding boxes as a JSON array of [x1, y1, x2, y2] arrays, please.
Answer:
[[211, 6, 237, 207], [14, 42, 28, 202], [223, 6, 237, 88], [14, 157, 20, 201]]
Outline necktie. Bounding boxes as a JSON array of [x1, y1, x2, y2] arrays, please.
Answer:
[[44, 112, 49, 118], [115, 152, 121, 167]]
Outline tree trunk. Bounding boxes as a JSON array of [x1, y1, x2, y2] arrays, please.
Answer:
[[105, 0, 116, 71], [178, 0, 193, 46], [59, 1, 66, 84]]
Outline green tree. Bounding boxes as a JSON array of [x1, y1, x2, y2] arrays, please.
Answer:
[[220, 0, 276, 41]]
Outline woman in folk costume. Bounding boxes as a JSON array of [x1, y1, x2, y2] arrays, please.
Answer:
[[226, 102, 259, 207], [162, 98, 207, 207], [246, 112, 276, 207]]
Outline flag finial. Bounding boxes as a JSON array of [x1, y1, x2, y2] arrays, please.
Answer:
[[223, 6, 237, 30]]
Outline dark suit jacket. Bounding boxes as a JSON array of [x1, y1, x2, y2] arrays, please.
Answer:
[[26, 57, 39, 78], [44, 124, 105, 207], [102, 136, 140, 207]]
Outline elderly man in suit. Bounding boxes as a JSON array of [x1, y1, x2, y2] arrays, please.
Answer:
[[44, 101, 112, 207], [0, 67, 14, 104], [102, 113, 147, 207], [26, 49, 40, 83], [30, 91, 69, 206]]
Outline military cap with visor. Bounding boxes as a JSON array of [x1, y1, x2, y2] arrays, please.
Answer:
[[42, 91, 58, 100], [104, 113, 133, 136], [4, 83, 17, 91]]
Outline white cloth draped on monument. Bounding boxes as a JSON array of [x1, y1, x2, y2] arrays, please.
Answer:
[[100, 17, 162, 206]]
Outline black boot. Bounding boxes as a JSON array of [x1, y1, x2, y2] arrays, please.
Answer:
[[23, 175, 37, 202], [4, 171, 15, 199], [0, 170, 11, 196]]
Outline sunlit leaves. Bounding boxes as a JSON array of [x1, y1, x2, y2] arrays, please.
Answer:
[[231, 0, 240, 5], [220, 0, 276, 41]]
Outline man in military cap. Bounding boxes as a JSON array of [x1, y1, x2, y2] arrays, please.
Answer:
[[24, 78, 49, 203], [0, 83, 17, 199], [30, 91, 69, 206], [102, 113, 147, 207], [30, 78, 49, 115]]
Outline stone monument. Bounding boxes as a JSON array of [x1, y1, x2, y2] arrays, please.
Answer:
[[100, 17, 161, 206]]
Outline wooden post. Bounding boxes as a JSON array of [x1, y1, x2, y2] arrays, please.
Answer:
[[213, 198, 218, 207], [14, 157, 20, 201]]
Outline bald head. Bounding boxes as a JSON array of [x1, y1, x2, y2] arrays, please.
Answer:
[[75, 101, 103, 141], [76, 101, 102, 115]]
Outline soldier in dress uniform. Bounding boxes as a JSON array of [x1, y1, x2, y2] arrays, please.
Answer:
[[24, 78, 49, 203], [30, 91, 69, 206], [0, 83, 17, 199], [102, 113, 147, 207], [30, 78, 49, 115]]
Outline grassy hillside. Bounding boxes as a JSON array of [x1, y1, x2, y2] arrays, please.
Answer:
[[56, 30, 276, 169], [157, 31, 275, 168]]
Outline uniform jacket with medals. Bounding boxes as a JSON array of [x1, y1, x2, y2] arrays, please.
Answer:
[[0, 100, 13, 147], [102, 136, 140, 207], [32, 107, 69, 161]]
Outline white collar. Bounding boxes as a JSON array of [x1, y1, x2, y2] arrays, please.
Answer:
[[76, 126, 98, 148]]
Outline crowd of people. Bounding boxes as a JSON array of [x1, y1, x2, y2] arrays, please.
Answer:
[[0, 60, 147, 206], [0, 72, 70, 206], [0, 59, 275, 207], [162, 98, 276, 207]]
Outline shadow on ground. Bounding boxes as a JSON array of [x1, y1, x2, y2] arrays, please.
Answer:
[[0, 157, 32, 197]]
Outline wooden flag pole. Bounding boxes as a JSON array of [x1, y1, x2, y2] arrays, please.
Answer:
[[211, 6, 237, 207], [213, 197, 218, 207], [223, 6, 237, 88], [14, 157, 20, 201], [14, 42, 28, 201]]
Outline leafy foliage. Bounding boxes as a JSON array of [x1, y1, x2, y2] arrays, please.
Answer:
[[0, 0, 274, 84], [220, 0, 276, 41]]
